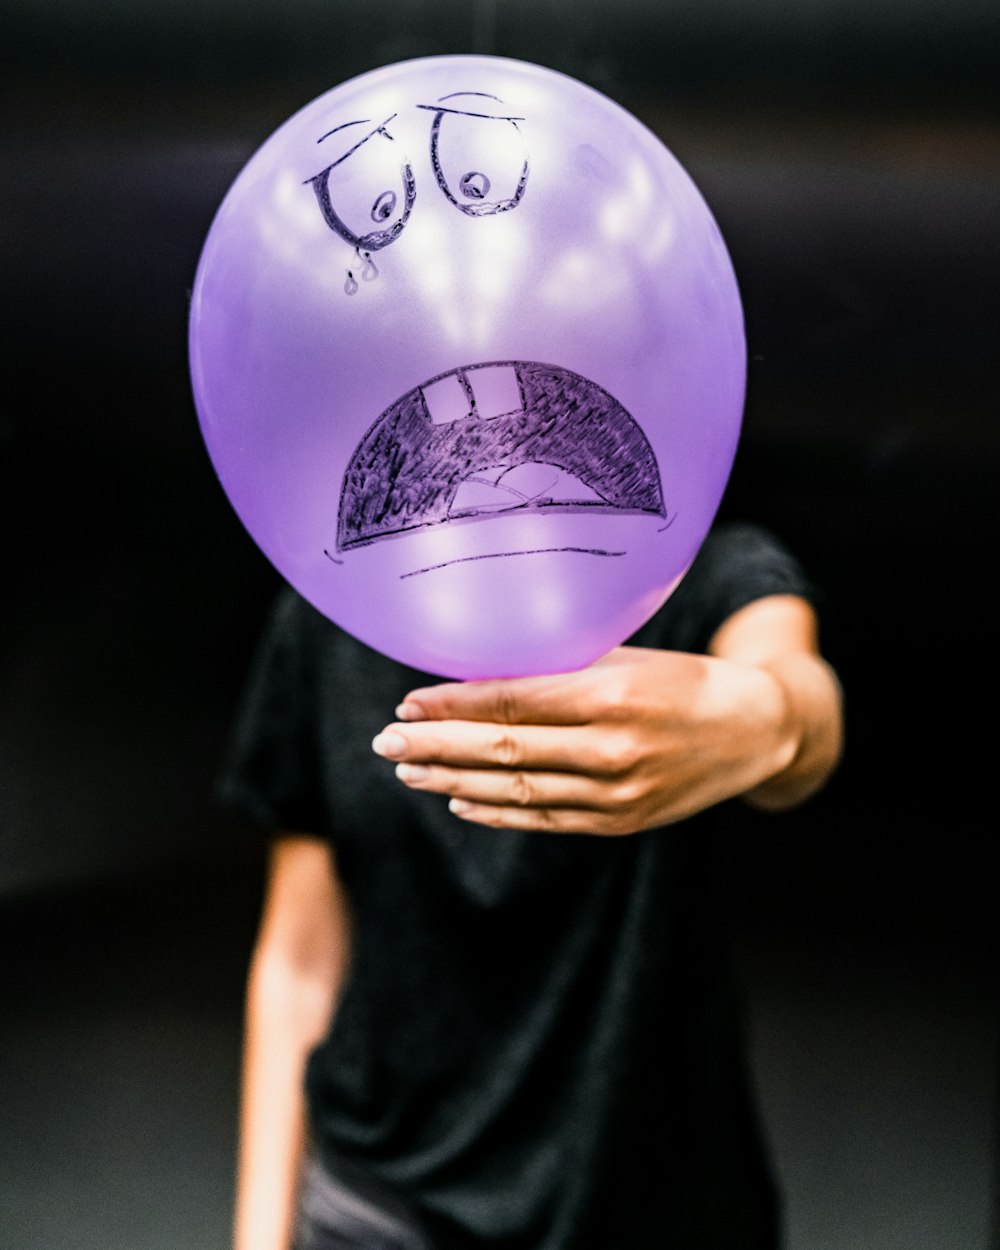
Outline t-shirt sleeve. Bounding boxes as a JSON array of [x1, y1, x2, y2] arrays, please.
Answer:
[[629, 521, 821, 655], [215, 586, 329, 836]]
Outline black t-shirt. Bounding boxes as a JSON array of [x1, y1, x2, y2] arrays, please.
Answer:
[[219, 522, 815, 1250]]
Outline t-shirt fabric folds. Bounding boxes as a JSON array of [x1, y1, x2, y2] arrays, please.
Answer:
[[219, 522, 815, 1250]]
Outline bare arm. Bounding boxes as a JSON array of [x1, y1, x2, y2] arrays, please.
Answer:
[[233, 836, 351, 1250], [369, 594, 843, 835], [708, 594, 843, 812]]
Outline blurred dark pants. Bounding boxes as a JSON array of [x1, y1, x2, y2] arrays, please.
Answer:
[[293, 1152, 434, 1250]]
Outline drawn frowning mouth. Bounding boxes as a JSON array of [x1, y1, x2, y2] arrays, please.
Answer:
[[333, 360, 667, 577]]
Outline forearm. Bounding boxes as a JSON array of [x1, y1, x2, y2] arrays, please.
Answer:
[[742, 650, 844, 812], [233, 948, 339, 1250]]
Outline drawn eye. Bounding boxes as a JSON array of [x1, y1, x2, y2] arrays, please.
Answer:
[[459, 171, 491, 201], [371, 189, 398, 222], [429, 100, 528, 217], [307, 123, 415, 252]]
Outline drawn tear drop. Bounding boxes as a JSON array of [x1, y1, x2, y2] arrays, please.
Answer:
[[361, 251, 379, 282], [345, 270, 359, 296]]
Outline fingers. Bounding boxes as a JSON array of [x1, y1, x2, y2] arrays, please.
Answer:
[[371, 649, 672, 836], [372, 719, 623, 776], [442, 789, 655, 836], [446, 799, 615, 835], [394, 669, 599, 728], [394, 761, 611, 813], [382, 740, 648, 836]]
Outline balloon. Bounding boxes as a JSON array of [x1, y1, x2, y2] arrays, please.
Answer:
[[189, 55, 745, 679]]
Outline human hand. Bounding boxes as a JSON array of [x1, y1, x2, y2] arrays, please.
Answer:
[[371, 644, 797, 835]]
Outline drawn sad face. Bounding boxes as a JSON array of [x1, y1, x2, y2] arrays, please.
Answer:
[[305, 93, 668, 599], [189, 57, 746, 679]]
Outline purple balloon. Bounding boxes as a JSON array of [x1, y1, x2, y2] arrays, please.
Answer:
[[189, 55, 745, 679]]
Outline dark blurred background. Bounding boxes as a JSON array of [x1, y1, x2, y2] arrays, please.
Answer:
[[1, 2, 997, 1247]]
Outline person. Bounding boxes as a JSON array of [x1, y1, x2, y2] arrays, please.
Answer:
[[220, 519, 844, 1250]]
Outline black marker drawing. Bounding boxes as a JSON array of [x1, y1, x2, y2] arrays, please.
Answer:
[[401, 547, 626, 580], [306, 115, 416, 253], [306, 90, 529, 291], [335, 361, 666, 559], [344, 248, 379, 295], [416, 92, 529, 216]]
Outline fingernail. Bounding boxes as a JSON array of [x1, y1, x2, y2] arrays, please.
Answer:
[[395, 763, 429, 783], [372, 731, 407, 759], [449, 798, 471, 816], [395, 701, 427, 721]]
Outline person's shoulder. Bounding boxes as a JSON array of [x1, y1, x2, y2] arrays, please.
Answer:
[[694, 519, 818, 599], [257, 584, 426, 687], [262, 584, 343, 650], [630, 520, 816, 653], [691, 519, 798, 577]]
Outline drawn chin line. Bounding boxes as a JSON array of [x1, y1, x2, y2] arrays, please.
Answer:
[[399, 547, 626, 580]]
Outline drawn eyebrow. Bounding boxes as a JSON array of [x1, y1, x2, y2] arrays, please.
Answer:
[[315, 113, 399, 165], [441, 91, 504, 101], [415, 100, 524, 122]]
